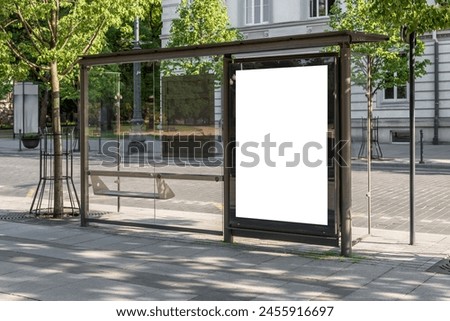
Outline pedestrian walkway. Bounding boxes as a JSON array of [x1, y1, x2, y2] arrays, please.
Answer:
[[0, 213, 449, 301], [1, 193, 450, 301], [351, 141, 450, 234], [1, 138, 450, 300], [352, 141, 450, 168]]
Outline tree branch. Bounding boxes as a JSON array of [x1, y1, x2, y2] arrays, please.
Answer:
[[59, 20, 82, 50], [49, 0, 60, 48], [61, 19, 106, 76], [0, 25, 47, 73], [4, 41, 50, 83], [372, 84, 381, 97], [14, 5, 45, 55], [59, 2, 80, 50]]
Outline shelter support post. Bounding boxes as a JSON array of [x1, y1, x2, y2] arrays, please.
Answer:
[[80, 65, 89, 227], [339, 43, 352, 257], [409, 31, 416, 246], [223, 54, 233, 244]]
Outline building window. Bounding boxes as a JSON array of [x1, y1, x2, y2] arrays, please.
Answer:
[[309, 0, 335, 18], [246, 0, 269, 25], [384, 85, 407, 101]]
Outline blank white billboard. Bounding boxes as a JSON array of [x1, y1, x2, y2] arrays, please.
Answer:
[[235, 65, 328, 225]]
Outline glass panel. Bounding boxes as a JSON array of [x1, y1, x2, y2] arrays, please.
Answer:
[[87, 61, 158, 222], [246, 0, 252, 24], [254, 0, 261, 24], [397, 85, 407, 99], [310, 0, 317, 17], [384, 87, 394, 100], [87, 57, 223, 234], [155, 56, 224, 233], [319, 0, 327, 16], [328, 0, 335, 13], [263, 0, 269, 22]]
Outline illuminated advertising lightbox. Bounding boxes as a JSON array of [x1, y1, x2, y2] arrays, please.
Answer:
[[235, 64, 328, 226]]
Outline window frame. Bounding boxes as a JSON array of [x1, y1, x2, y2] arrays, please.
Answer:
[[309, 0, 335, 18], [383, 84, 408, 103], [378, 83, 409, 108], [245, 0, 270, 25]]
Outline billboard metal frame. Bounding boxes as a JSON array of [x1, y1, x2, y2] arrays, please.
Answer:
[[225, 53, 339, 247]]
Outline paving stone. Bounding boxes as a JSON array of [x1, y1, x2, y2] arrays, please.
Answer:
[[35, 277, 194, 301]]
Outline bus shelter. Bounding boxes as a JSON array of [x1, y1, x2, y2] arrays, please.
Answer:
[[79, 31, 387, 256]]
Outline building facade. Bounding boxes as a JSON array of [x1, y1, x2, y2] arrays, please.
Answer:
[[162, 0, 450, 144]]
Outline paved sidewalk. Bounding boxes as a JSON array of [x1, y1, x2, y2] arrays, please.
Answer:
[[1, 139, 450, 301], [0, 213, 449, 301], [352, 141, 450, 168], [1, 194, 450, 301], [351, 142, 450, 234]]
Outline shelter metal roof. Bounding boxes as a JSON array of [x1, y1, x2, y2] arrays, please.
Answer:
[[79, 31, 388, 67]]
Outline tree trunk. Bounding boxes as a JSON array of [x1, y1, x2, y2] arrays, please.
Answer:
[[50, 61, 64, 217]]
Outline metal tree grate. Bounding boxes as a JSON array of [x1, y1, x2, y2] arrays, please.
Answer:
[[29, 128, 80, 217], [427, 258, 450, 275], [0, 212, 35, 220]]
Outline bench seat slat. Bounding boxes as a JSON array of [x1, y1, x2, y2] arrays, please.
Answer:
[[95, 190, 160, 199], [90, 175, 175, 200], [88, 170, 223, 181]]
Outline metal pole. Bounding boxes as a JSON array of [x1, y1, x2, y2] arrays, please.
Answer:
[[22, 82, 25, 136], [19, 129, 22, 151], [340, 43, 352, 257], [98, 131, 101, 154], [131, 17, 144, 137], [115, 73, 121, 213], [366, 56, 372, 235], [433, 31, 439, 145], [19, 82, 25, 151], [80, 65, 90, 227], [223, 54, 233, 244], [97, 108, 102, 154], [420, 129, 424, 164], [409, 31, 416, 245]]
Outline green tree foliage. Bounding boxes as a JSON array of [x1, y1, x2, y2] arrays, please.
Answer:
[[0, 0, 149, 216], [164, 0, 242, 76], [329, 0, 450, 123], [371, 0, 450, 34], [168, 0, 240, 46], [163, 0, 241, 125], [72, 2, 163, 127], [329, 0, 429, 103]]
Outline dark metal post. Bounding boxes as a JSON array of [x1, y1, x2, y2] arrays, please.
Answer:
[[22, 82, 25, 138], [222, 54, 233, 244], [340, 43, 352, 257], [409, 31, 416, 245], [420, 129, 424, 164], [132, 17, 143, 125], [19, 82, 25, 151], [114, 74, 122, 213], [80, 65, 89, 227], [98, 125, 101, 154], [130, 17, 144, 145], [433, 31, 439, 145], [366, 56, 372, 235]]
